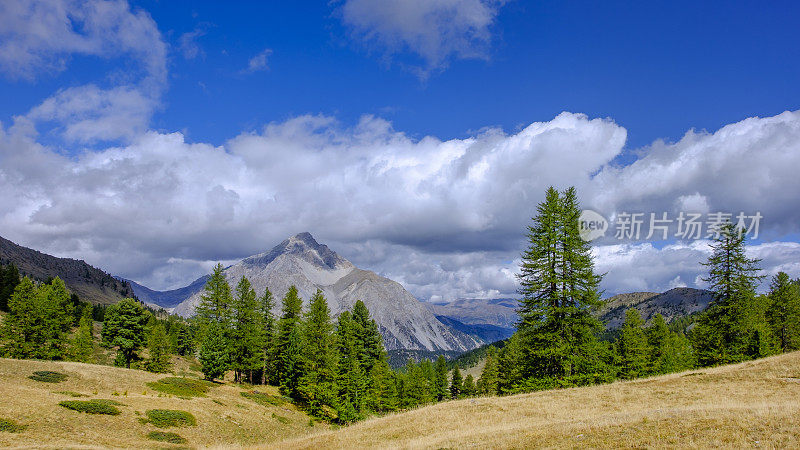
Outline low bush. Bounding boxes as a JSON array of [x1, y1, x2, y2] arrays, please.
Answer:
[[146, 377, 213, 398], [29, 371, 68, 383], [53, 391, 88, 397], [145, 409, 197, 428], [240, 390, 285, 407], [0, 418, 26, 433], [147, 431, 187, 444], [271, 412, 290, 424], [59, 399, 123, 415]]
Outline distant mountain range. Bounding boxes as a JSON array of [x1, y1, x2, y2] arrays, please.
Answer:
[[0, 235, 134, 305], [133, 233, 482, 352], [598, 287, 715, 328]]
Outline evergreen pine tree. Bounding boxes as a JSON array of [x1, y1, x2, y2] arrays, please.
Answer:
[[766, 272, 800, 351], [450, 367, 463, 399], [0, 264, 20, 312], [497, 332, 524, 393], [69, 307, 95, 363], [462, 374, 476, 397], [434, 355, 449, 401], [2, 277, 39, 358], [297, 290, 337, 415], [274, 286, 304, 396], [196, 263, 232, 325], [101, 298, 149, 368], [618, 308, 649, 379], [367, 358, 398, 413], [477, 346, 500, 395], [335, 310, 366, 417], [230, 276, 260, 382], [692, 222, 776, 365], [145, 322, 172, 373], [200, 322, 229, 380], [516, 186, 604, 383], [352, 300, 384, 374], [257, 287, 276, 384], [645, 314, 670, 374]]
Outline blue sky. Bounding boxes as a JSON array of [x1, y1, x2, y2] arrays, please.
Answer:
[[1, 0, 799, 299]]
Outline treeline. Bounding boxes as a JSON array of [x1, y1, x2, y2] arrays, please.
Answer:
[[0, 266, 195, 373], [467, 187, 800, 395]]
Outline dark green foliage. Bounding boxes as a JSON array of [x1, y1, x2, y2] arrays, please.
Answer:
[[195, 263, 232, 325], [147, 431, 186, 444], [173, 324, 195, 357], [146, 377, 213, 398], [462, 374, 476, 397], [2, 276, 74, 359], [450, 367, 462, 399], [59, 400, 122, 415], [54, 391, 88, 397], [766, 272, 800, 351], [240, 390, 286, 406], [477, 346, 500, 395], [199, 322, 229, 381], [145, 322, 172, 373], [256, 286, 276, 385], [102, 298, 149, 368], [230, 276, 261, 383], [0, 418, 26, 433], [0, 264, 20, 312], [28, 370, 68, 383], [69, 307, 95, 363], [433, 355, 448, 401], [296, 290, 337, 416], [692, 222, 776, 365], [515, 187, 606, 383], [618, 309, 649, 379], [145, 409, 197, 428], [274, 286, 304, 396]]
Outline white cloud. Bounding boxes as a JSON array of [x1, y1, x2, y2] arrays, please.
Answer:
[[178, 27, 207, 60], [0, 0, 167, 143], [1, 109, 799, 299], [244, 48, 272, 73], [338, 0, 505, 77]]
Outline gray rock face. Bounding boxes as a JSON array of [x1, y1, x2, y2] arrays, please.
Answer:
[[425, 298, 519, 329], [169, 232, 480, 352]]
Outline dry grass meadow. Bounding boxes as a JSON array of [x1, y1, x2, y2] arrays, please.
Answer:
[[277, 351, 800, 449], [0, 357, 323, 448], [1, 351, 799, 448]]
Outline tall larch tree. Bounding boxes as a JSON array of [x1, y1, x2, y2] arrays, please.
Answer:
[[618, 308, 649, 379], [766, 272, 800, 351], [230, 276, 261, 382], [297, 290, 337, 415], [274, 286, 304, 396]]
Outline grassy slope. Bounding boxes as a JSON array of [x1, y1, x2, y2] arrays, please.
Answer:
[[277, 351, 800, 449], [0, 358, 323, 448]]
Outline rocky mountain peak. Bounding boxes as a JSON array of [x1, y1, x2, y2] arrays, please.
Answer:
[[241, 232, 352, 271]]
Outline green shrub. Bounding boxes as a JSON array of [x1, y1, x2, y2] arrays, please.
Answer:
[[0, 418, 26, 433], [53, 391, 88, 397], [240, 390, 285, 407], [145, 409, 196, 428], [271, 412, 290, 424], [147, 431, 187, 444], [59, 399, 122, 415], [146, 377, 213, 398], [29, 371, 68, 383]]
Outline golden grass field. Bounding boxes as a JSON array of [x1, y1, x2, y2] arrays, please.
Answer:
[[278, 351, 800, 449], [0, 357, 323, 448], [1, 351, 799, 449]]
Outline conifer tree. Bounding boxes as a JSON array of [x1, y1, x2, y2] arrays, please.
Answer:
[[145, 322, 172, 373], [200, 322, 229, 380], [101, 298, 149, 368], [69, 307, 95, 363], [516, 186, 604, 382], [274, 286, 304, 395], [618, 308, 649, 379], [0, 264, 20, 312], [2, 277, 40, 358], [645, 313, 670, 374], [462, 374, 476, 397], [497, 332, 524, 393], [174, 325, 195, 356], [367, 358, 397, 413], [230, 276, 260, 382], [257, 287, 276, 384], [335, 310, 366, 416], [434, 355, 449, 401], [766, 272, 800, 351], [450, 367, 463, 399], [402, 361, 432, 408], [297, 290, 337, 415], [352, 300, 384, 374], [196, 263, 232, 325], [477, 346, 500, 395], [692, 222, 776, 365]]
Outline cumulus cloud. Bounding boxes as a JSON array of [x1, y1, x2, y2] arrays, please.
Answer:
[[0, 0, 167, 143], [338, 0, 505, 77], [1, 108, 799, 300]]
